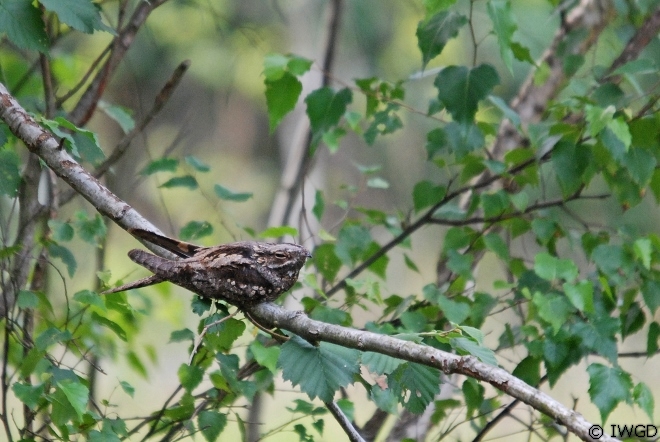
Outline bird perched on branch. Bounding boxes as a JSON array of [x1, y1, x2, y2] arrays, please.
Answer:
[[104, 229, 311, 307]]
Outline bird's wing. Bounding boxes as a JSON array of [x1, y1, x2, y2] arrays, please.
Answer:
[[129, 228, 201, 258]]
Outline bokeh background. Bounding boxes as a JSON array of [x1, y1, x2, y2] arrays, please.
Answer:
[[12, 0, 658, 440]]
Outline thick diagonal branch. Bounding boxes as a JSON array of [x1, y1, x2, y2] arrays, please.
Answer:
[[249, 303, 617, 442]]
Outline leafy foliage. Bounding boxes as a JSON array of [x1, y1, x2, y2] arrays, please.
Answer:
[[279, 335, 360, 402], [2, 1, 660, 441]]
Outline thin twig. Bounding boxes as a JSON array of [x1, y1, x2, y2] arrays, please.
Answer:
[[267, 0, 344, 228], [188, 311, 238, 365], [59, 60, 191, 206], [325, 400, 366, 442], [69, 0, 171, 126]]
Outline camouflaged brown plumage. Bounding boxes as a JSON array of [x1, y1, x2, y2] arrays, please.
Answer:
[[104, 229, 311, 307]]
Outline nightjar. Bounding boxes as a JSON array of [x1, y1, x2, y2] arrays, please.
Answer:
[[104, 229, 311, 307]]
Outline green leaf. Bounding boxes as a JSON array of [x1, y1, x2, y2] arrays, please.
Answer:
[[0, 0, 48, 52], [335, 224, 371, 266], [48, 243, 77, 277], [422, 0, 456, 16], [532, 292, 574, 335], [434, 64, 500, 125], [184, 155, 210, 172], [488, 95, 520, 131], [50, 386, 78, 426], [305, 87, 352, 146], [607, 117, 631, 150], [425, 127, 446, 159], [313, 190, 325, 220], [446, 249, 473, 280], [12, 382, 44, 410], [278, 335, 360, 402], [250, 340, 280, 374], [611, 58, 657, 76], [120, 381, 134, 398], [57, 380, 89, 420], [413, 181, 446, 212], [140, 157, 179, 175], [450, 337, 497, 365], [179, 221, 213, 241], [55, 117, 106, 165], [436, 295, 470, 324], [399, 311, 426, 332], [73, 289, 105, 310], [389, 363, 440, 414], [633, 382, 654, 421], [571, 317, 619, 363], [310, 304, 350, 325], [98, 101, 134, 133], [169, 328, 194, 343], [209, 317, 246, 352], [198, 411, 227, 442], [178, 364, 204, 392], [481, 190, 509, 218], [591, 244, 629, 281], [259, 225, 298, 239], [445, 122, 485, 158], [263, 53, 312, 81], [313, 243, 342, 282], [17, 290, 38, 309], [487, 0, 516, 73], [363, 104, 403, 145], [586, 105, 615, 137], [562, 280, 594, 313], [622, 147, 656, 187], [362, 352, 405, 375], [48, 220, 74, 242], [642, 280, 660, 316], [552, 140, 590, 197], [266, 73, 302, 131], [510, 41, 535, 64], [190, 296, 213, 316], [40, 0, 114, 33], [0, 149, 20, 197], [74, 211, 107, 244], [404, 254, 420, 273], [512, 356, 541, 386], [416, 10, 467, 68], [126, 350, 147, 378], [346, 276, 382, 303], [483, 233, 509, 261], [35, 327, 71, 351], [91, 312, 127, 341], [214, 184, 252, 202], [633, 238, 652, 270], [160, 175, 198, 190], [534, 252, 578, 282], [336, 399, 354, 423], [587, 363, 633, 422], [462, 378, 485, 417]]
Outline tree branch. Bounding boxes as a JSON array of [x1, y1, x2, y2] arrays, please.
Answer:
[[248, 303, 616, 442], [325, 400, 365, 442], [59, 59, 191, 206], [68, 0, 170, 126], [0, 82, 177, 260]]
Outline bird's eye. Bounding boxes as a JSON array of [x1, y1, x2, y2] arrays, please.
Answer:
[[275, 252, 287, 259]]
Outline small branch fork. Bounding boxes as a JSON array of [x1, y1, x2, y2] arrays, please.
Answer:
[[187, 311, 238, 366]]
